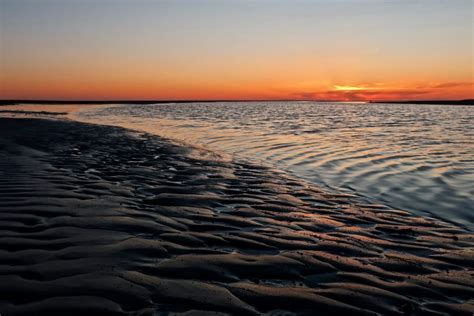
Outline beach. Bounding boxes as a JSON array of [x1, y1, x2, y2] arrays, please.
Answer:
[[0, 116, 473, 315]]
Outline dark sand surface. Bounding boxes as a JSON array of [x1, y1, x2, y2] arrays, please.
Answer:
[[0, 118, 473, 315]]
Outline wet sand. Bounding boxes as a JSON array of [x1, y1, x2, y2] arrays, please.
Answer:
[[0, 117, 473, 315]]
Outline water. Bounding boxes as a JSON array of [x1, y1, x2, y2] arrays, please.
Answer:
[[74, 102, 474, 229]]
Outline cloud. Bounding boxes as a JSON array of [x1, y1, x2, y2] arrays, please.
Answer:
[[291, 81, 473, 101], [293, 88, 432, 101], [431, 82, 474, 89]]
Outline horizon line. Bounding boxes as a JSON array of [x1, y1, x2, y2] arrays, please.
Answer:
[[1, 99, 473, 105]]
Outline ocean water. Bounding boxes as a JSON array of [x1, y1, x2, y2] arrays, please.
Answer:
[[74, 102, 474, 229]]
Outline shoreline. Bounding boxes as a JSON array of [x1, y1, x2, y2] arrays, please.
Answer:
[[7, 106, 462, 231], [2, 99, 473, 106], [0, 117, 473, 315]]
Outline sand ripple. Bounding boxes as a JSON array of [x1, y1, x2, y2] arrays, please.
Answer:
[[0, 118, 473, 315]]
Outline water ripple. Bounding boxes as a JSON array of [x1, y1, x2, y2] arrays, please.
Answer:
[[74, 101, 474, 230]]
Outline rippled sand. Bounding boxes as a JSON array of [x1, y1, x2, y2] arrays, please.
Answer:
[[0, 118, 473, 315]]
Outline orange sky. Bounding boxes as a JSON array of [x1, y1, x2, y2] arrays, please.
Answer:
[[1, 0, 472, 101]]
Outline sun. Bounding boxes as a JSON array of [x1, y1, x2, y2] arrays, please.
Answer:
[[333, 85, 365, 91]]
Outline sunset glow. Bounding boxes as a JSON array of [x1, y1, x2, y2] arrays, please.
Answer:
[[1, 0, 472, 101], [333, 86, 367, 91]]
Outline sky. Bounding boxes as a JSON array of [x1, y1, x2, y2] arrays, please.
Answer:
[[0, 0, 472, 101]]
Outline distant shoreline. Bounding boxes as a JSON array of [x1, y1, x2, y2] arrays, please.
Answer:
[[369, 99, 474, 105], [1, 99, 473, 106]]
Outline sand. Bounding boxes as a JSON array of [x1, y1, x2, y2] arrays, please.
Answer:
[[0, 117, 473, 315]]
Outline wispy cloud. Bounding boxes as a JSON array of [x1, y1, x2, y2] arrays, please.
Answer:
[[431, 82, 474, 89], [293, 89, 431, 101], [292, 81, 473, 101]]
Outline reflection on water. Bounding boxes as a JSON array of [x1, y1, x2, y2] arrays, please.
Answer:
[[73, 102, 474, 229]]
